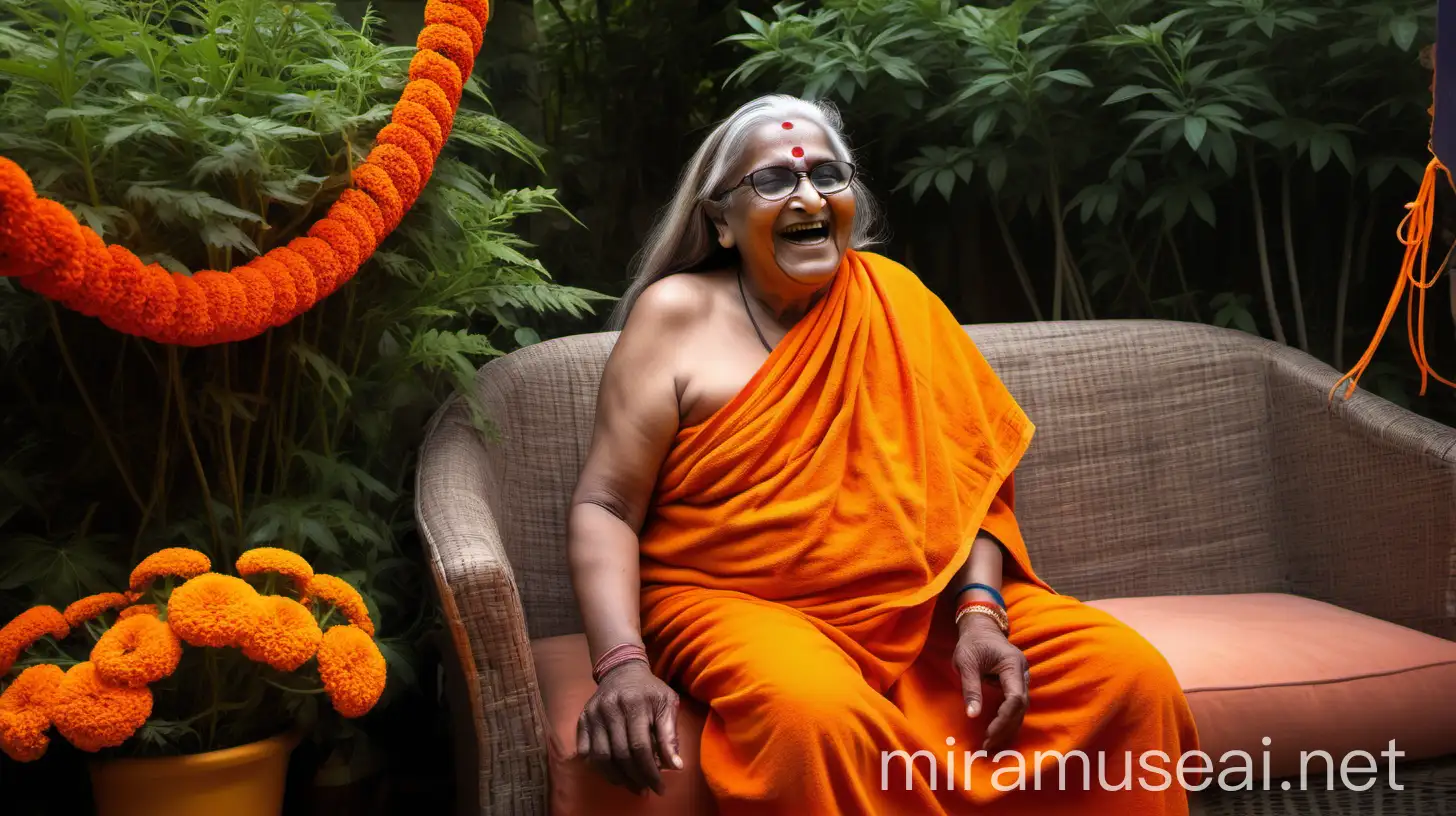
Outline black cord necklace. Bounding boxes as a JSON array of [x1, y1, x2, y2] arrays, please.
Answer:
[[737, 268, 774, 353]]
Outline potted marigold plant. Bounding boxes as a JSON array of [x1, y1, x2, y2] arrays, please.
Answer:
[[0, 546, 386, 816]]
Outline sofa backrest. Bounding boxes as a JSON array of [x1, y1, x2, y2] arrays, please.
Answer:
[[461, 320, 1290, 639]]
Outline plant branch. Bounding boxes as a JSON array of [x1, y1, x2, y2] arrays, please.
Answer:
[[1246, 155, 1288, 344], [45, 302, 145, 511], [168, 347, 223, 554], [1279, 165, 1310, 352]]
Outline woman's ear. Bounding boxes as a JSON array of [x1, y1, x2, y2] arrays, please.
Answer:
[[702, 199, 735, 249]]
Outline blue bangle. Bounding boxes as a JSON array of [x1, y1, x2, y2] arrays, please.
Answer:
[[956, 582, 1005, 609]]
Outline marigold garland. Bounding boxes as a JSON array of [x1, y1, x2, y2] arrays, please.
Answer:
[[63, 592, 132, 627], [0, 606, 70, 677], [303, 574, 375, 636], [91, 615, 184, 688], [166, 573, 263, 648], [129, 547, 212, 593], [48, 662, 153, 753], [0, 664, 64, 762], [0, 0, 491, 346], [242, 597, 323, 672], [316, 624, 387, 718]]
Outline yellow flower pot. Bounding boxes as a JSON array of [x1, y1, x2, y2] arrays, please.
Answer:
[[89, 730, 302, 816]]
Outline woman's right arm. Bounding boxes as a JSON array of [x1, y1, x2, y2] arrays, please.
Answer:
[[566, 278, 701, 795]]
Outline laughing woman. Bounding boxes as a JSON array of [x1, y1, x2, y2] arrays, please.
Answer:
[[565, 94, 1200, 815]]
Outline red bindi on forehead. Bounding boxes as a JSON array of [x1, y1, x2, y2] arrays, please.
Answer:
[[791, 146, 805, 158], [781, 121, 793, 130]]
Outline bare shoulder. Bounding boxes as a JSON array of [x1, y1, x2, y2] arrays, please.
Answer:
[[624, 272, 719, 336]]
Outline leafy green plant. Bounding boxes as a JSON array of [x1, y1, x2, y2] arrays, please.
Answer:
[[0, 0, 609, 770], [720, 0, 1449, 415]]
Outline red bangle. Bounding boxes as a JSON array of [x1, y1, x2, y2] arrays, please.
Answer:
[[592, 643, 649, 684]]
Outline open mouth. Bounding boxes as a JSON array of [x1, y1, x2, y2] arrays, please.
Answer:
[[778, 221, 830, 246]]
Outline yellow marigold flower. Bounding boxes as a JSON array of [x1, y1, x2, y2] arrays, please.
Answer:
[[117, 604, 159, 621], [0, 664, 64, 762], [63, 592, 132, 627], [316, 625, 386, 718], [242, 597, 322, 672], [129, 547, 211, 592], [303, 574, 374, 636], [0, 607, 70, 676], [166, 573, 261, 648], [236, 547, 314, 587], [91, 615, 183, 688], [49, 662, 152, 753]]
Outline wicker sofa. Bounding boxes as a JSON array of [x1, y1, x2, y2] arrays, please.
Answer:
[[414, 319, 1456, 816]]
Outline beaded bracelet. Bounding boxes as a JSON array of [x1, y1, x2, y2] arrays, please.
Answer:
[[955, 600, 1009, 634], [955, 582, 1006, 610], [592, 643, 649, 684]]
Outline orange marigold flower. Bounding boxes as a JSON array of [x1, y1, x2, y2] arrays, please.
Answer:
[[10, 199, 87, 294], [242, 597, 322, 672], [417, 23, 476, 79], [49, 662, 152, 753], [117, 604, 159, 621], [167, 573, 262, 648], [193, 270, 247, 343], [129, 264, 181, 340], [95, 246, 147, 335], [236, 547, 315, 587], [337, 189, 387, 242], [367, 144, 423, 207], [391, 100, 445, 153], [288, 237, 343, 299], [248, 257, 298, 326], [63, 593, 132, 627], [267, 247, 319, 317], [60, 229, 115, 318], [0, 664, 64, 762], [352, 164, 404, 232], [129, 547, 212, 593], [156, 272, 215, 346], [91, 615, 183, 688], [307, 219, 362, 273], [303, 574, 375, 636], [325, 203, 378, 261], [317, 625, 386, 718], [425, 1, 484, 52], [402, 76, 457, 135], [377, 123, 437, 183], [442, 0, 489, 28], [232, 265, 275, 339], [0, 607, 70, 677]]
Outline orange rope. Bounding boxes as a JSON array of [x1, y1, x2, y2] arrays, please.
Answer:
[[1331, 153, 1456, 400]]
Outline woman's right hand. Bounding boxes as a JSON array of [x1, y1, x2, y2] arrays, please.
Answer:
[[576, 660, 684, 795]]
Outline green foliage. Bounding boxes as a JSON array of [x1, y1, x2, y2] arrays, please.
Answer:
[[721, 0, 1451, 413], [0, 0, 605, 764]]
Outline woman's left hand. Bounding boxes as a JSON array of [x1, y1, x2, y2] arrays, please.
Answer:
[[953, 613, 1029, 753]]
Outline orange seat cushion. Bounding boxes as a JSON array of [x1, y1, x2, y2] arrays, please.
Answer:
[[1087, 593, 1456, 779], [533, 593, 1456, 813], [532, 635, 717, 815]]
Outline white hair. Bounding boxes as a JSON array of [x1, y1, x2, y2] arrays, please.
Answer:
[[606, 94, 885, 330]]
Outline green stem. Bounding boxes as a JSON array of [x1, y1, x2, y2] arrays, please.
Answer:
[[263, 677, 327, 695], [206, 650, 221, 749], [221, 350, 244, 541], [168, 347, 223, 556], [46, 302, 145, 510]]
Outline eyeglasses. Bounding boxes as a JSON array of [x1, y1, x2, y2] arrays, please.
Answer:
[[718, 160, 856, 202]]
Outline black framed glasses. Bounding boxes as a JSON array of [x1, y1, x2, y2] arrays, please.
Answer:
[[719, 160, 857, 202]]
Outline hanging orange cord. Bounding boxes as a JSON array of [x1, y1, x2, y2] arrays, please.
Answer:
[[1331, 150, 1456, 401]]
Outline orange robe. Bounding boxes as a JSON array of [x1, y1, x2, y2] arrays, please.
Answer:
[[638, 250, 1200, 815]]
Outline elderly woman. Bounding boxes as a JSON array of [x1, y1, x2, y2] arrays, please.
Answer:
[[565, 94, 1200, 815]]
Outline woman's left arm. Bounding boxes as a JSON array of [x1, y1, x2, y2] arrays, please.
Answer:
[[949, 531, 1030, 753]]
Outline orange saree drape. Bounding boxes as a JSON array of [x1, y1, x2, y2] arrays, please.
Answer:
[[638, 250, 1199, 815]]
